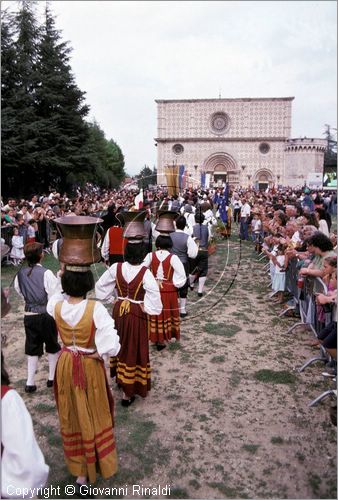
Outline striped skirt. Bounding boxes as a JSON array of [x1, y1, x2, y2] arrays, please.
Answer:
[[54, 351, 118, 483], [111, 301, 151, 398], [148, 282, 180, 344]]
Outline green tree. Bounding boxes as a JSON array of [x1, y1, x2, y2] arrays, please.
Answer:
[[1, 9, 19, 195], [323, 124, 337, 168], [86, 120, 125, 188], [106, 139, 125, 184], [136, 165, 157, 188], [35, 2, 90, 192], [1, 1, 41, 195]]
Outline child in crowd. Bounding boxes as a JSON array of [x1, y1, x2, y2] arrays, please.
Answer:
[[26, 220, 37, 243], [262, 236, 279, 285], [271, 243, 287, 303], [10, 227, 25, 265], [251, 212, 262, 252]]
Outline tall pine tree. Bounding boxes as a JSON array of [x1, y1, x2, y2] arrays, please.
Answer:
[[2, 1, 41, 195], [1, 9, 19, 195], [35, 2, 90, 192], [2, 2, 125, 196]]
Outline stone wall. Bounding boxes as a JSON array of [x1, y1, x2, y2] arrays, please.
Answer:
[[155, 97, 325, 188]]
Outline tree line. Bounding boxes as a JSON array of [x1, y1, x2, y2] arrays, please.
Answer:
[[1, 0, 125, 197]]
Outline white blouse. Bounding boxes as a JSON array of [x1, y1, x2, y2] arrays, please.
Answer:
[[1, 390, 49, 498], [143, 250, 187, 289], [95, 262, 162, 316], [47, 296, 120, 357]]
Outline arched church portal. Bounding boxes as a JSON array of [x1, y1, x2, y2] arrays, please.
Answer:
[[254, 169, 274, 191], [204, 153, 238, 186]]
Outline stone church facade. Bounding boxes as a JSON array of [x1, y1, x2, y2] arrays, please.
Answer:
[[155, 97, 326, 190]]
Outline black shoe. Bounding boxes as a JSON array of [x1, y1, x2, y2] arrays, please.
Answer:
[[74, 482, 94, 498], [156, 344, 166, 351], [198, 292, 203, 297], [121, 396, 136, 407], [46, 380, 54, 388], [25, 385, 37, 393], [180, 312, 188, 318], [189, 286, 194, 291]]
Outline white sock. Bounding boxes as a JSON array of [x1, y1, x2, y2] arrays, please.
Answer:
[[180, 298, 186, 314], [189, 275, 195, 287], [47, 352, 59, 381], [27, 355, 39, 386], [198, 277, 207, 294]]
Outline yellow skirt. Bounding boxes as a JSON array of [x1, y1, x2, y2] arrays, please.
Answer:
[[55, 351, 118, 483]]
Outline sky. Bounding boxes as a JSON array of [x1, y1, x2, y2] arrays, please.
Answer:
[[3, 0, 337, 175]]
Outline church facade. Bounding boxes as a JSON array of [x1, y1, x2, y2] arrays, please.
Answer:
[[155, 97, 326, 190]]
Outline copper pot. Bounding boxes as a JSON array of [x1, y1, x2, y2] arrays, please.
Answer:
[[122, 211, 146, 239], [155, 211, 178, 234], [54, 216, 103, 265]]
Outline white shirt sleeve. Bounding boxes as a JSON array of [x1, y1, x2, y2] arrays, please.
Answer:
[[93, 302, 120, 357], [1, 390, 49, 498], [14, 275, 23, 299], [170, 255, 187, 288], [187, 236, 198, 259], [101, 230, 110, 260], [143, 269, 162, 315], [51, 239, 59, 260], [44, 270, 63, 299], [95, 264, 118, 303], [142, 252, 152, 268]]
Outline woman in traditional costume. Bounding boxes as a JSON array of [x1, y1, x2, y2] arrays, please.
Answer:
[[144, 235, 186, 350], [95, 239, 162, 406], [47, 267, 120, 494]]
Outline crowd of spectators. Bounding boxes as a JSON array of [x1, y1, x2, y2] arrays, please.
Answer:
[[1, 182, 337, 422]]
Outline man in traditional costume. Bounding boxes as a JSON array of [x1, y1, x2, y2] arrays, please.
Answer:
[[14, 242, 61, 393], [189, 212, 210, 297], [170, 215, 198, 317]]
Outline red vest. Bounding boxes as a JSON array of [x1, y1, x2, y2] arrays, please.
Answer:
[[109, 226, 127, 255], [1, 385, 12, 399], [1, 385, 12, 456]]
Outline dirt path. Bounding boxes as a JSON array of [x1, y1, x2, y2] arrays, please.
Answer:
[[1, 237, 336, 499]]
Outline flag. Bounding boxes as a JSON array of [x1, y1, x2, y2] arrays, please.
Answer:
[[179, 165, 185, 190], [134, 188, 143, 209], [219, 195, 228, 223], [223, 184, 229, 206], [201, 171, 206, 189], [181, 169, 187, 190]]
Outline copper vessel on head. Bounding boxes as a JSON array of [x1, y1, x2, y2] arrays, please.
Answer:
[[122, 210, 146, 240], [155, 211, 178, 234], [54, 216, 103, 265]]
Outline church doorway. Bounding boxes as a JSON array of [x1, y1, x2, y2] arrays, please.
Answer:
[[258, 182, 268, 191], [213, 164, 227, 186], [203, 153, 239, 187], [254, 170, 273, 191]]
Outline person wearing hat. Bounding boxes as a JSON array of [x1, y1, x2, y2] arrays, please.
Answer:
[[14, 242, 61, 393], [143, 212, 186, 349], [47, 265, 121, 492], [95, 215, 162, 407]]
